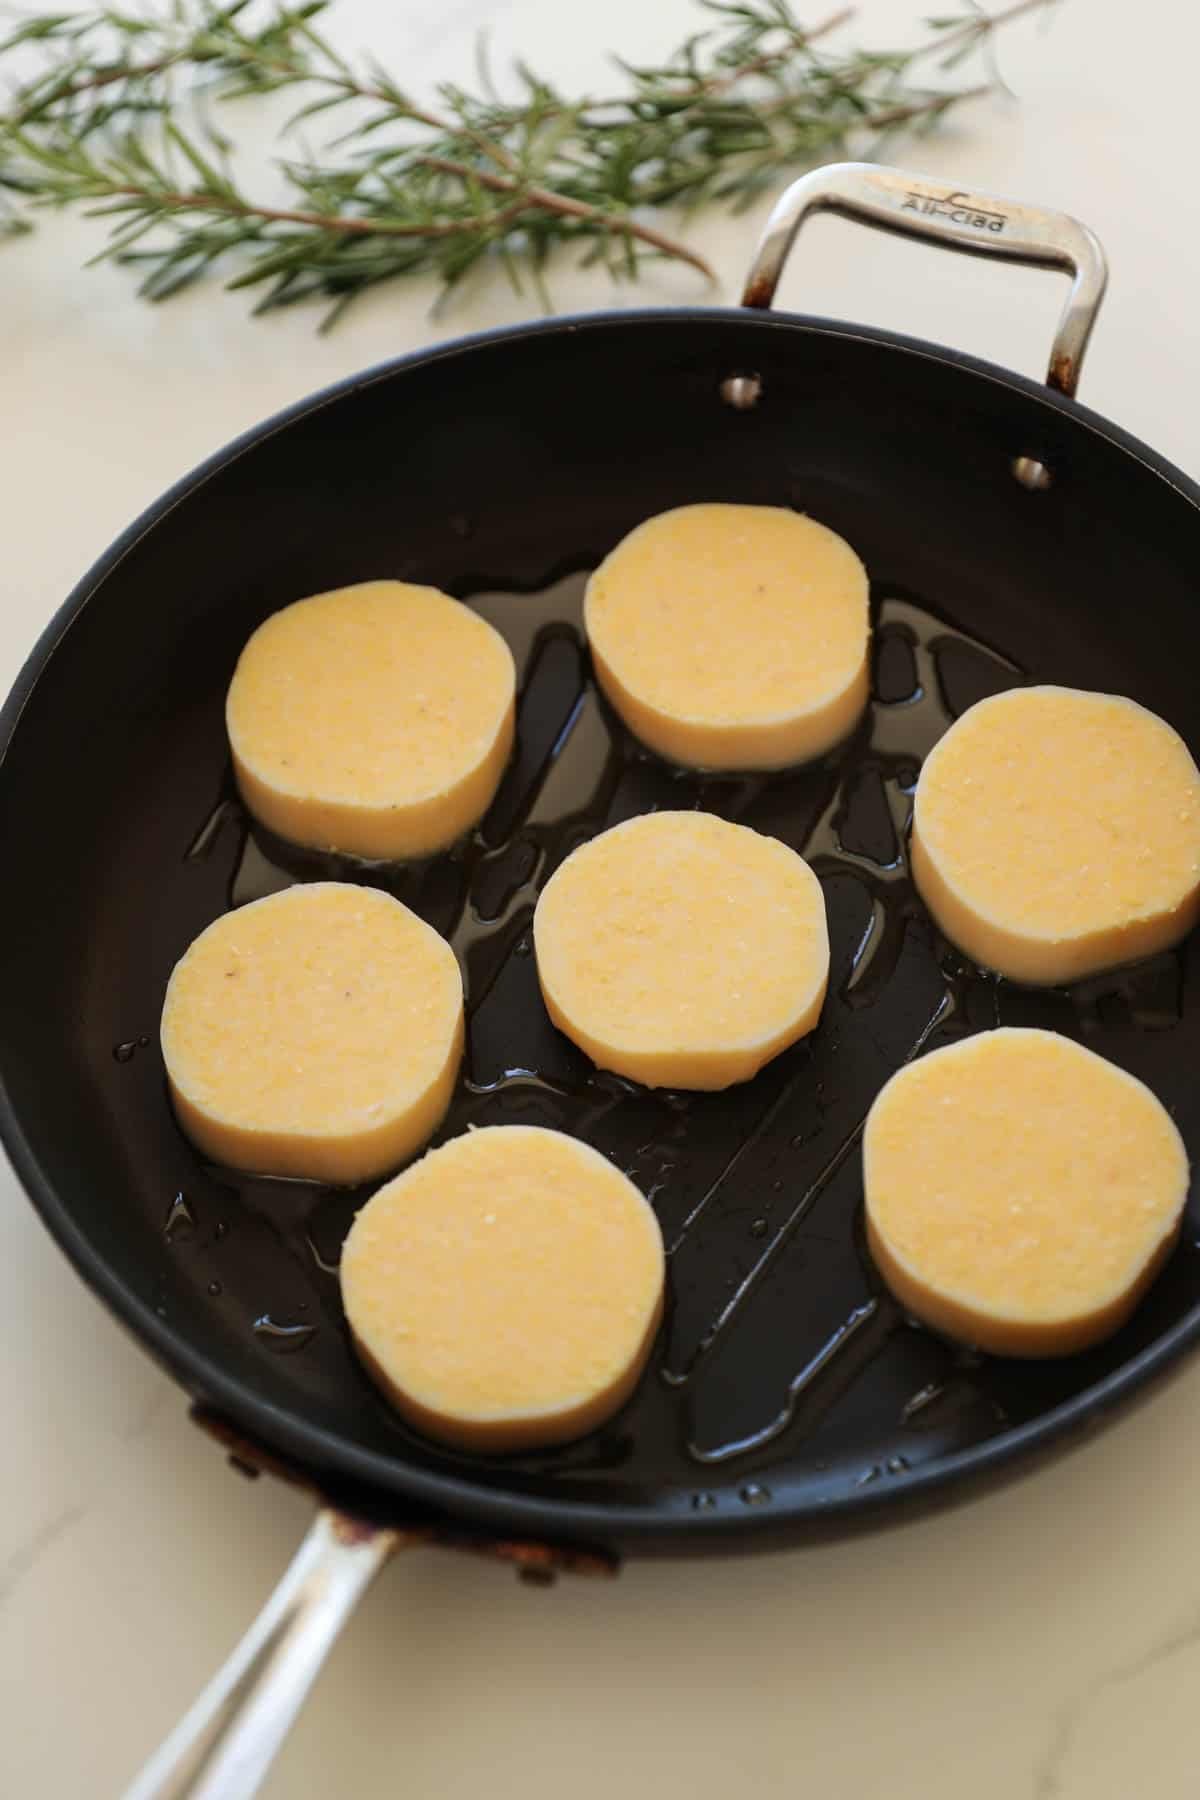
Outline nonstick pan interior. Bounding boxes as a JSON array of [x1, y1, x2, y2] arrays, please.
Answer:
[[2, 310, 1200, 1552]]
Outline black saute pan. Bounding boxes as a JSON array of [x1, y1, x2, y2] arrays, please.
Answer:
[[3, 163, 1199, 1798]]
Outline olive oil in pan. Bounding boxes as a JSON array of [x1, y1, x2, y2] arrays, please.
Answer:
[[158, 568, 1185, 1485]]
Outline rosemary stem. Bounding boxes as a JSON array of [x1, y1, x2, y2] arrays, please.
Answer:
[[100, 185, 492, 238], [911, 0, 1056, 63], [419, 156, 714, 276], [0, 0, 1058, 322]]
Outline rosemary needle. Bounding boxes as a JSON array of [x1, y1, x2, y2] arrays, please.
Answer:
[[0, 0, 1057, 327]]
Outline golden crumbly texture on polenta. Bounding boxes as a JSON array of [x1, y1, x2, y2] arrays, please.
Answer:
[[913, 686, 1200, 984], [584, 503, 870, 769], [161, 882, 463, 1183], [864, 1029, 1188, 1357], [340, 1125, 665, 1451], [227, 580, 515, 858], [533, 810, 829, 1089]]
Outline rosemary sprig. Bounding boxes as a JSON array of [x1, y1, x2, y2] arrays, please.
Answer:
[[0, 0, 1057, 325]]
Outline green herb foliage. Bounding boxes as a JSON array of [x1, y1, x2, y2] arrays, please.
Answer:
[[0, 0, 1055, 325]]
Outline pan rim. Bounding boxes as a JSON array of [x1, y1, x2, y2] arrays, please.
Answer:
[[4, 303, 1200, 1546]]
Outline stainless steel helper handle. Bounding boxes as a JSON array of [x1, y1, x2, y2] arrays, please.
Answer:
[[742, 161, 1108, 398], [124, 1509, 399, 1800]]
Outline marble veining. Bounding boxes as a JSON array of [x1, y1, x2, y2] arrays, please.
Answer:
[[3, 2, 1200, 1796]]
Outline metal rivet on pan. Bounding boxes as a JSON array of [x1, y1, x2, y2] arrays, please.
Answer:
[[1012, 455, 1053, 490], [720, 373, 762, 410]]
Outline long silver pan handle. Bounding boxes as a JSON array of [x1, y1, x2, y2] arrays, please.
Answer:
[[742, 160, 1108, 399], [123, 1509, 399, 1800]]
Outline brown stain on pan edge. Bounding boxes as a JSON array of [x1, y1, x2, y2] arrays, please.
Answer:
[[192, 1405, 618, 1577]]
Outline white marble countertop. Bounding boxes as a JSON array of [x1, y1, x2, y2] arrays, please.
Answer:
[[4, 1, 1200, 1794]]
